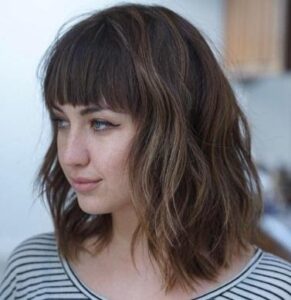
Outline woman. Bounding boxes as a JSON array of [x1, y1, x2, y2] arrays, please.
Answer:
[[1, 3, 290, 300]]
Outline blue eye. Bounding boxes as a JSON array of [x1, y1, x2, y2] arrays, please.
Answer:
[[91, 120, 117, 131], [51, 117, 69, 129]]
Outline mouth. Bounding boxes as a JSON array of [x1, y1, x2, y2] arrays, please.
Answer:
[[70, 177, 102, 193]]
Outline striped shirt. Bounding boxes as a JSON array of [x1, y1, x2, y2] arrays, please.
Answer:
[[0, 233, 290, 299]]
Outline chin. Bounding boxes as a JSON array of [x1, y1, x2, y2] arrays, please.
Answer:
[[76, 193, 133, 215], [76, 194, 112, 215]]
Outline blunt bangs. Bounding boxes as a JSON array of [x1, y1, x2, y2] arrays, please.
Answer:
[[42, 16, 139, 115]]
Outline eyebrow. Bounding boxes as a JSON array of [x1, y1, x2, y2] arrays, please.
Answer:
[[79, 107, 104, 116], [51, 105, 105, 116]]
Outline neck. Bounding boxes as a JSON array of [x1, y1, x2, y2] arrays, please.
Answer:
[[84, 205, 150, 266], [111, 204, 139, 247], [108, 205, 152, 268]]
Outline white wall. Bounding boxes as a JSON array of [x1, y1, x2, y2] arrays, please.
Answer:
[[242, 73, 291, 170], [0, 0, 225, 260]]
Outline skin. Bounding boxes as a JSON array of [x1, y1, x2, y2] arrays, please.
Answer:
[[52, 104, 255, 300], [53, 104, 137, 216]]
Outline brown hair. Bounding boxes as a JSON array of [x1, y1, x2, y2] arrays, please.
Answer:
[[38, 3, 262, 293]]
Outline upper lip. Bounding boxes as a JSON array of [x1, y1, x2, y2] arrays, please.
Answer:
[[70, 177, 102, 184]]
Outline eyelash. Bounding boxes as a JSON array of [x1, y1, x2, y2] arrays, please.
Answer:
[[50, 117, 69, 129], [91, 119, 118, 131], [50, 116, 119, 132]]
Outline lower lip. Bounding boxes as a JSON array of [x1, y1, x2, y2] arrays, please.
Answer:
[[71, 180, 102, 193]]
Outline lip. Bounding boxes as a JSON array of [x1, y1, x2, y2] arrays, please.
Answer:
[[70, 177, 102, 193]]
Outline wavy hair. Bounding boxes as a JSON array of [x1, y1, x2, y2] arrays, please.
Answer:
[[38, 3, 262, 293]]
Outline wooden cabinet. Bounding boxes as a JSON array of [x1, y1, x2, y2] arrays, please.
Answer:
[[224, 0, 290, 79]]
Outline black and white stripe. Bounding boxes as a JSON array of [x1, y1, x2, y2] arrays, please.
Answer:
[[0, 234, 90, 299], [196, 249, 291, 300], [0, 233, 290, 299]]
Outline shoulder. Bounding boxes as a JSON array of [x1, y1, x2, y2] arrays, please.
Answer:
[[0, 232, 65, 299], [204, 248, 291, 300], [4, 232, 59, 270], [256, 250, 291, 279], [239, 249, 291, 298], [11, 232, 58, 251]]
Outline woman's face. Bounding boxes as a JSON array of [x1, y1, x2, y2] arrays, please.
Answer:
[[52, 104, 136, 215]]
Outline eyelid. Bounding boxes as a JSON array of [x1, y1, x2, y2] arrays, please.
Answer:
[[49, 112, 120, 131], [50, 114, 69, 129], [90, 119, 120, 131], [50, 111, 65, 119]]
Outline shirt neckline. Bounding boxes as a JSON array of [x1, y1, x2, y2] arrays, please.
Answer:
[[60, 247, 263, 300], [61, 256, 108, 300], [194, 247, 263, 299]]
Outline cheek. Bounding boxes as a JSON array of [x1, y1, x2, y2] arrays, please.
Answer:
[[92, 137, 132, 184], [90, 139, 133, 209], [98, 146, 129, 177]]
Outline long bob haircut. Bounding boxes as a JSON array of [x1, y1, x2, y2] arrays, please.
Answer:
[[38, 3, 262, 293]]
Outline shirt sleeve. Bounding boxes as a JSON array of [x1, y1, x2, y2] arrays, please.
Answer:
[[0, 249, 18, 300]]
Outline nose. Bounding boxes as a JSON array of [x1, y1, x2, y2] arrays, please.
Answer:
[[58, 130, 90, 168]]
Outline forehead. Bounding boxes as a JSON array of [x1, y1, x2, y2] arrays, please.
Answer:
[[52, 104, 135, 122], [52, 103, 109, 115]]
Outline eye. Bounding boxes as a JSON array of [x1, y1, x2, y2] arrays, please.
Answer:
[[50, 116, 69, 129], [91, 119, 119, 131]]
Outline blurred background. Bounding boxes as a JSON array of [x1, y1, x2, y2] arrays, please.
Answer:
[[1, 0, 291, 277]]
